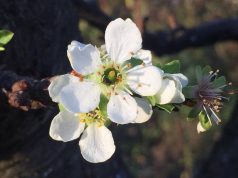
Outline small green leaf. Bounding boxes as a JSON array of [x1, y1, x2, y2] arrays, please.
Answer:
[[0, 30, 14, 45], [99, 94, 109, 117], [187, 105, 202, 120], [122, 57, 143, 68], [212, 76, 226, 88], [58, 103, 65, 112], [155, 63, 162, 68], [199, 111, 212, 130], [147, 96, 156, 106], [195, 66, 202, 81], [202, 65, 212, 76], [161, 60, 180, 73], [183, 86, 196, 98], [156, 104, 175, 113]]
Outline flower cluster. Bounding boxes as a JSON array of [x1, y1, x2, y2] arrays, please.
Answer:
[[48, 18, 188, 163]]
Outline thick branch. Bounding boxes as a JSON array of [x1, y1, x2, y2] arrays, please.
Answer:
[[71, 0, 112, 30], [143, 17, 238, 56], [72, 1, 238, 56]]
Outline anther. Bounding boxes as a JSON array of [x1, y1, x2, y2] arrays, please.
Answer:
[[127, 63, 132, 68]]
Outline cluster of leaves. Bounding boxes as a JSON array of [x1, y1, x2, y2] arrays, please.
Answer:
[[0, 29, 14, 51]]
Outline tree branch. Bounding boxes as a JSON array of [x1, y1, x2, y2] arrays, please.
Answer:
[[143, 17, 238, 56], [0, 68, 53, 110], [71, 1, 238, 56], [71, 0, 112, 31]]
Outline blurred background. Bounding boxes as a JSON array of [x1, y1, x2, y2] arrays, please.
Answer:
[[0, 0, 238, 178], [80, 1, 238, 177]]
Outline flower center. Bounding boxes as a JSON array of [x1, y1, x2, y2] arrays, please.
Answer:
[[194, 69, 233, 125], [78, 109, 105, 127], [102, 68, 122, 85]]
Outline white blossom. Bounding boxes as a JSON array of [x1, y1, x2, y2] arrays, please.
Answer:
[[49, 106, 115, 163], [155, 73, 188, 104], [49, 100, 152, 163], [48, 18, 162, 124]]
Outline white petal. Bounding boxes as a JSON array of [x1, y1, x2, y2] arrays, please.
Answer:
[[133, 49, 152, 65], [67, 41, 101, 75], [127, 66, 163, 96], [105, 18, 142, 64], [155, 79, 177, 104], [170, 73, 188, 87], [79, 124, 115, 163], [49, 109, 85, 142], [197, 122, 206, 134], [48, 74, 78, 102], [70, 40, 86, 48], [107, 92, 137, 124], [163, 74, 188, 104], [171, 90, 185, 103], [59, 80, 101, 113], [132, 97, 152, 123], [159, 78, 185, 104]]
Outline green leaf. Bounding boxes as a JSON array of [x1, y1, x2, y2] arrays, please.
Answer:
[[195, 65, 212, 82], [147, 96, 156, 106], [156, 104, 175, 113], [58, 103, 65, 112], [183, 86, 196, 98], [212, 76, 226, 88], [187, 105, 202, 120], [161, 60, 180, 73], [202, 65, 212, 76], [0, 30, 14, 45], [195, 66, 202, 81], [99, 94, 109, 117], [155, 63, 162, 68], [198, 111, 212, 130], [122, 57, 143, 68]]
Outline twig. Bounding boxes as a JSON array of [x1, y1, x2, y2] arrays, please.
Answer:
[[0, 69, 54, 110]]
